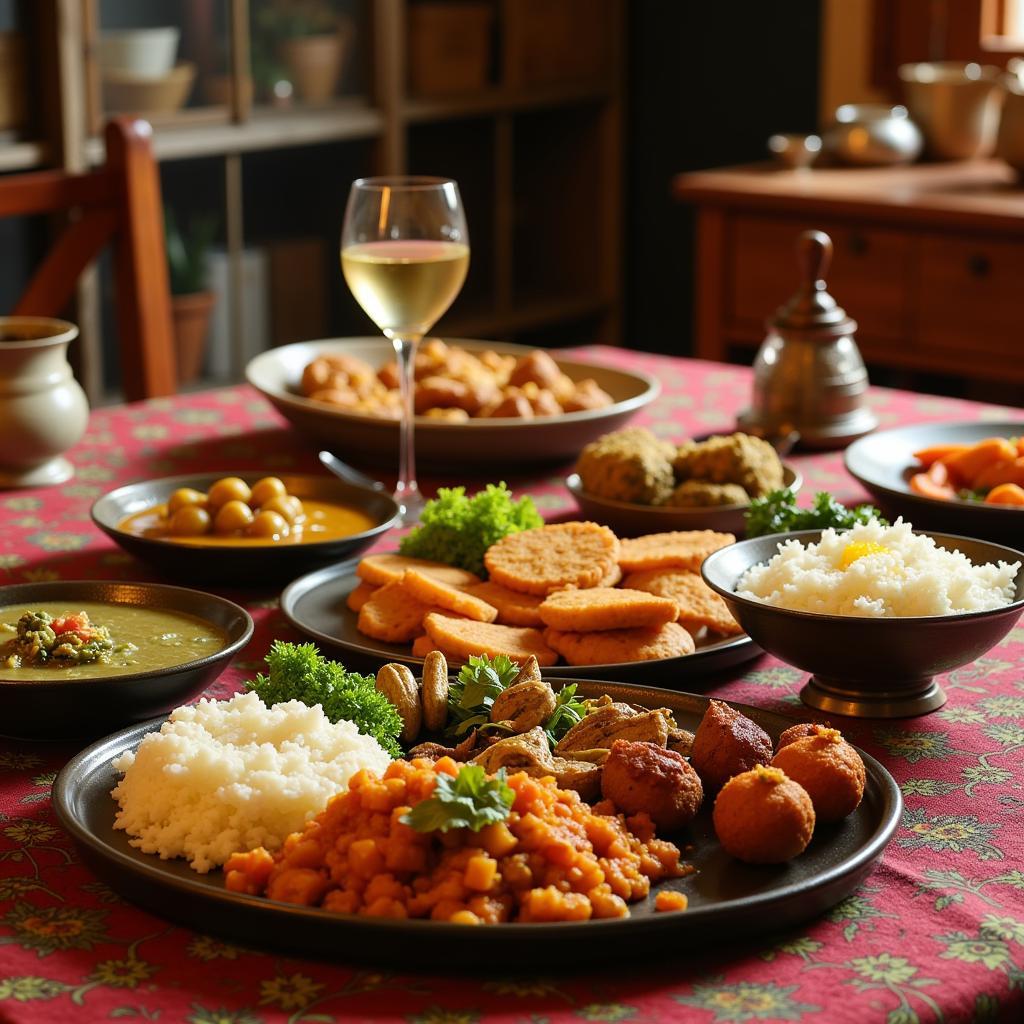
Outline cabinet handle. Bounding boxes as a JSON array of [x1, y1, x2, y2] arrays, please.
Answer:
[[848, 233, 869, 256], [967, 253, 991, 277]]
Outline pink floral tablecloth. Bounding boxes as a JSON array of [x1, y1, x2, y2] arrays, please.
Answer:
[[1, 347, 1023, 1024]]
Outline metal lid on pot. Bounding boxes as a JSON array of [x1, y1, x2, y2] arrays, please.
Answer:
[[770, 230, 857, 340]]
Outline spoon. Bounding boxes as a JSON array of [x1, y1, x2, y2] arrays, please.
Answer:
[[318, 450, 386, 492]]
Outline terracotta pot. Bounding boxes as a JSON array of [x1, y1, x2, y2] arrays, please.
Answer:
[[171, 291, 216, 384], [279, 26, 352, 104], [0, 317, 89, 488]]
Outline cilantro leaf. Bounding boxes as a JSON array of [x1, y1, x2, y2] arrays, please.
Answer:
[[400, 765, 515, 833], [446, 653, 520, 737], [745, 489, 887, 538], [245, 641, 403, 757], [542, 683, 588, 746], [399, 482, 543, 576]]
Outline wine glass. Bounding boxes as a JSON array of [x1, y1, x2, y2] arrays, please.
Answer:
[[341, 176, 469, 523]]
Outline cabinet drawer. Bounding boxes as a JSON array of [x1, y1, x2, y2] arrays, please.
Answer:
[[917, 236, 1024, 357], [727, 215, 912, 345]]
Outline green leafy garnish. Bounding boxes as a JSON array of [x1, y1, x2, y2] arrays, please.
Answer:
[[245, 641, 403, 757], [745, 489, 887, 538], [399, 482, 543, 576], [400, 765, 514, 833], [446, 653, 521, 737], [957, 488, 989, 504], [542, 683, 589, 746]]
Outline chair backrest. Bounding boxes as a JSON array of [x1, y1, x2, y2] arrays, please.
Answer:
[[0, 117, 176, 401]]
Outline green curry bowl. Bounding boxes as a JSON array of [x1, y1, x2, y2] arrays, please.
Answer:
[[0, 581, 253, 740]]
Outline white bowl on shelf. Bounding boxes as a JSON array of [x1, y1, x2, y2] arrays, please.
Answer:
[[98, 27, 180, 79]]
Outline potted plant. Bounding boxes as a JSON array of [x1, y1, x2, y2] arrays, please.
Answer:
[[166, 210, 217, 385], [255, 0, 353, 105]]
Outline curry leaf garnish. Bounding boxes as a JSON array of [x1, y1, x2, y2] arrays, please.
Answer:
[[400, 765, 514, 833]]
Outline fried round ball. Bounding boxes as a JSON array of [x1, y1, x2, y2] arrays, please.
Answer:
[[214, 499, 255, 534], [601, 739, 703, 832], [690, 699, 773, 792], [250, 476, 287, 508], [713, 765, 815, 864], [167, 504, 211, 537], [771, 730, 866, 823], [207, 476, 252, 509], [167, 487, 207, 515], [776, 722, 826, 751]]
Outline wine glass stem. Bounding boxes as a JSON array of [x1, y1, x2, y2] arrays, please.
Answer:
[[392, 334, 421, 516]]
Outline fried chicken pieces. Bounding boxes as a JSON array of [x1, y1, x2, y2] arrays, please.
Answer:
[[300, 341, 614, 421]]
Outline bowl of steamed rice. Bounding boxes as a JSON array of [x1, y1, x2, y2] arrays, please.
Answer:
[[701, 520, 1024, 718]]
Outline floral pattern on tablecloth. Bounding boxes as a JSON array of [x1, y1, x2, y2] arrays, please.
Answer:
[[1, 348, 1022, 1023]]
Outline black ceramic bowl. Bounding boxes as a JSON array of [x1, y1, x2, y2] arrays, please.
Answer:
[[0, 581, 253, 741], [92, 472, 399, 585], [702, 530, 1024, 718]]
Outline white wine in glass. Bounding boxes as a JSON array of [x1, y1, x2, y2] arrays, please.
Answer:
[[341, 179, 469, 522]]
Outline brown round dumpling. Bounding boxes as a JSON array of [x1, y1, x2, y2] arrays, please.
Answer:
[[601, 739, 703, 832], [771, 729, 866, 823], [690, 699, 772, 792], [713, 765, 815, 863], [776, 722, 826, 751]]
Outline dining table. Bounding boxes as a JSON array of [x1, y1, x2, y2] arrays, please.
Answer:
[[1, 345, 1022, 1024]]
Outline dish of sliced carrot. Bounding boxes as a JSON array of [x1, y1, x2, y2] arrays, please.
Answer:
[[911, 437, 1024, 507]]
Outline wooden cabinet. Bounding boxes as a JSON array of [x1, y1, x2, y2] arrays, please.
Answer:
[[675, 161, 1024, 389]]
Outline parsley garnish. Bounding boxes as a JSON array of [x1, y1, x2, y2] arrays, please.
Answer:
[[400, 765, 514, 833], [745, 489, 887, 538]]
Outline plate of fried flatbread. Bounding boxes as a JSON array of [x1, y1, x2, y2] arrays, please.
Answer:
[[281, 524, 763, 682]]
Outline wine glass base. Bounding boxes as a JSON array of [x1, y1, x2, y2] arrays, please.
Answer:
[[394, 486, 426, 526]]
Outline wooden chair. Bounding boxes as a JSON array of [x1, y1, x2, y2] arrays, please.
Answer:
[[0, 117, 176, 401]]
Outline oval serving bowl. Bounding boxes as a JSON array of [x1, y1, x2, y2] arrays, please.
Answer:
[[567, 463, 802, 538], [0, 581, 253, 741], [92, 472, 399, 585], [702, 530, 1024, 719], [53, 681, 901, 968], [845, 420, 1024, 545], [245, 337, 659, 469]]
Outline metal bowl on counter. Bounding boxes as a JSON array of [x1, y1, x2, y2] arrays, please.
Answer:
[[823, 104, 923, 166]]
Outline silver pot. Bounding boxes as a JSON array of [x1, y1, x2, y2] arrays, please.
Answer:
[[899, 61, 1004, 160], [823, 104, 923, 165]]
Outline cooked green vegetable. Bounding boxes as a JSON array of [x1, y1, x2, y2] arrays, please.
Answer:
[[745, 489, 887, 538], [246, 641, 403, 757], [399, 482, 543, 576], [400, 764, 514, 834]]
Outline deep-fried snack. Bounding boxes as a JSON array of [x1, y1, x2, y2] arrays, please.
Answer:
[[599, 563, 623, 587], [420, 650, 449, 732], [771, 729, 866, 822], [663, 480, 750, 508], [776, 722, 829, 750], [509, 350, 562, 390], [713, 765, 815, 863], [617, 530, 735, 573], [411, 634, 440, 658], [575, 427, 676, 505], [490, 680, 557, 732], [562, 378, 614, 413], [485, 522, 620, 595], [673, 432, 784, 498], [690, 699, 773, 792], [346, 581, 378, 613], [357, 581, 436, 644], [462, 580, 546, 626], [601, 739, 703, 832], [623, 569, 742, 635], [544, 621, 695, 666], [356, 553, 480, 588], [423, 612, 558, 666], [554, 702, 673, 754], [538, 587, 679, 632], [400, 568, 498, 623]]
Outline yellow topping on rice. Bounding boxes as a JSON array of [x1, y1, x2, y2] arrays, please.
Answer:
[[840, 541, 890, 570]]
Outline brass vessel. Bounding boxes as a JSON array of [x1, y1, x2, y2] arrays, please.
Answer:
[[737, 230, 877, 450]]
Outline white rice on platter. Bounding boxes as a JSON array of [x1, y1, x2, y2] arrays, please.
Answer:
[[736, 519, 1020, 617], [111, 691, 390, 873]]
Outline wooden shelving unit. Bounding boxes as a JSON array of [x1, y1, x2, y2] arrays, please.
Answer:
[[0, 0, 624, 404]]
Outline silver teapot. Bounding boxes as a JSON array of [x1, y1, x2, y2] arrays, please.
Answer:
[[737, 230, 877, 450]]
